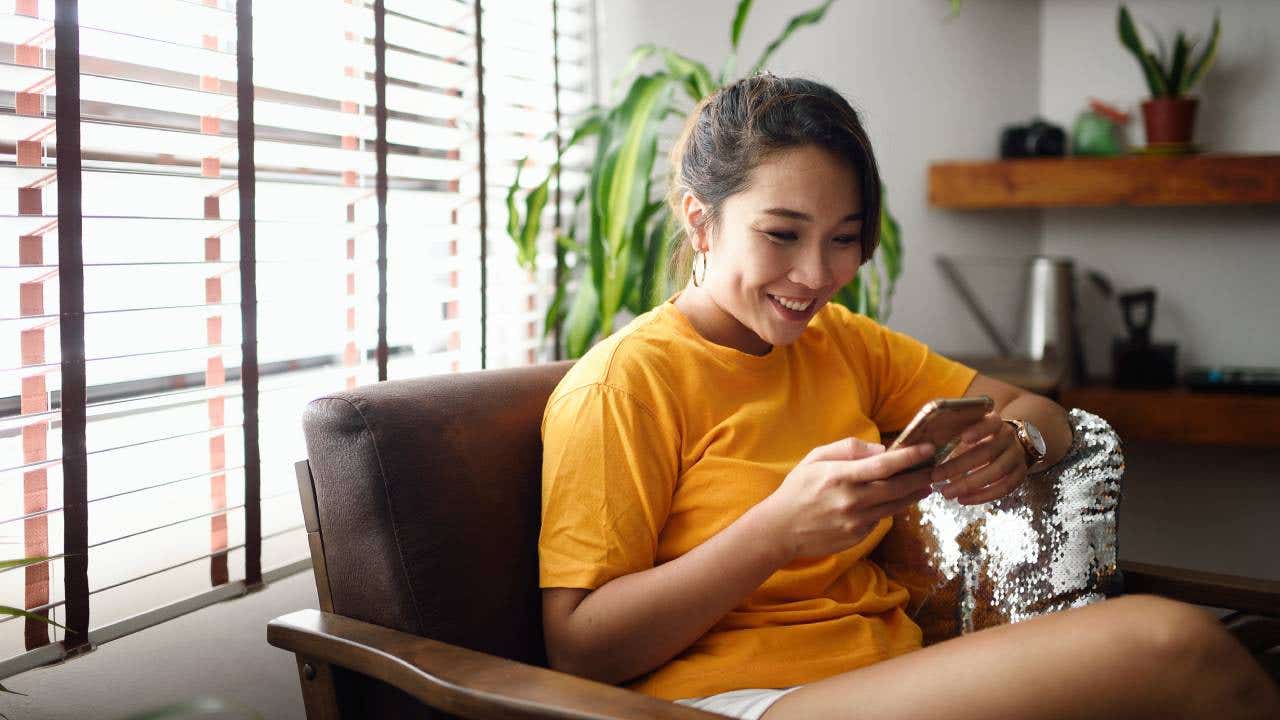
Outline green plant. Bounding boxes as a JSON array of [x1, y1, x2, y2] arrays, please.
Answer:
[[506, 0, 913, 359], [0, 556, 71, 708], [0, 556, 68, 630], [1117, 4, 1220, 98]]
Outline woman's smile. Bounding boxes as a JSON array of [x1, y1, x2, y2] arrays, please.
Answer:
[[766, 293, 821, 322]]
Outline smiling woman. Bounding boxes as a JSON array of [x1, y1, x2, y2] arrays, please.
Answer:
[[676, 144, 866, 355], [664, 76, 879, 357], [537, 74, 1278, 720]]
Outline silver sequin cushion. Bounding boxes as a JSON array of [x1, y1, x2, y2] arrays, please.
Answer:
[[872, 409, 1124, 645]]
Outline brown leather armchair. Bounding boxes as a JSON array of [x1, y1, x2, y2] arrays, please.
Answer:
[[268, 362, 1280, 720]]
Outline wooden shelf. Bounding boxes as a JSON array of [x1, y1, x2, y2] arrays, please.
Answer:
[[928, 154, 1280, 209], [1057, 384, 1280, 448]]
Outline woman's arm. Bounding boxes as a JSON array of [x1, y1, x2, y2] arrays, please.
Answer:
[[543, 436, 937, 686], [963, 373, 1072, 471], [543, 503, 788, 685]]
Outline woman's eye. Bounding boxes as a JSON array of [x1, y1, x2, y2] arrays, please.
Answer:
[[834, 235, 861, 246], [764, 231, 798, 242]]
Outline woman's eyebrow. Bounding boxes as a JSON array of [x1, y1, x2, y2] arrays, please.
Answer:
[[761, 207, 864, 222]]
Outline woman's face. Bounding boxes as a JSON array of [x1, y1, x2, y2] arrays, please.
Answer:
[[679, 144, 865, 355]]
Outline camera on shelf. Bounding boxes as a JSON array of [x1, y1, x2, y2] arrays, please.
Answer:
[[999, 119, 1067, 158]]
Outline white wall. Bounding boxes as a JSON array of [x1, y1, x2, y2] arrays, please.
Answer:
[[1039, 0, 1280, 374], [598, 0, 1045, 356]]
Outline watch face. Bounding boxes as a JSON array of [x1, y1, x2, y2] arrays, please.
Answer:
[[1024, 422, 1047, 455]]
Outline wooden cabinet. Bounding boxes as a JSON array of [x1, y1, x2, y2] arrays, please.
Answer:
[[1056, 385, 1280, 449]]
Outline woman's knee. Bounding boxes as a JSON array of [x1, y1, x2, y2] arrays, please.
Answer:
[[1111, 593, 1277, 704], [1111, 594, 1280, 715], [1098, 595, 1228, 679]]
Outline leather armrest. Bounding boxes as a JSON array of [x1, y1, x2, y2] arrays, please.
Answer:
[[1119, 560, 1280, 618], [268, 609, 720, 720]]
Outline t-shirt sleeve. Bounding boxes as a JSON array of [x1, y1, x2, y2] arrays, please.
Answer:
[[855, 317, 978, 433], [539, 382, 678, 590]]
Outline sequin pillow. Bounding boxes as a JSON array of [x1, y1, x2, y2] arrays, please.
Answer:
[[872, 409, 1124, 645]]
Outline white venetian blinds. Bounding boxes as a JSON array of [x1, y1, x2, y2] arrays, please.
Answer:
[[478, 0, 592, 370], [2, 0, 252, 658], [0, 0, 595, 673]]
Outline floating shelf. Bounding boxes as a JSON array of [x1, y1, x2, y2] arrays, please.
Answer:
[[928, 154, 1280, 209], [1057, 384, 1280, 448]]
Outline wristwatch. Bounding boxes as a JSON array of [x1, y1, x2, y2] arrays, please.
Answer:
[[1004, 419, 1047, 469]]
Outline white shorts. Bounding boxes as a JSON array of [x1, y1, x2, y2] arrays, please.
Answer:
[[673, 686, 803, 719]]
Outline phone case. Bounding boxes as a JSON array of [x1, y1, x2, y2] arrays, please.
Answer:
[[887, 396, 994, 471]]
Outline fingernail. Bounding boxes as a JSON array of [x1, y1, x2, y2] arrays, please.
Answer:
[[919, 443, 935, 455]]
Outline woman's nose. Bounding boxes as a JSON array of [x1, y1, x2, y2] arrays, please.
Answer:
[[790, 247, 833, 289]]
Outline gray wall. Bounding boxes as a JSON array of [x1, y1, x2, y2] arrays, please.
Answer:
[[1038, 0, 1280, 374]]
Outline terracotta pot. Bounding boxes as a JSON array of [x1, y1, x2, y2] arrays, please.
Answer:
[[1140, 97, 1198, 146]]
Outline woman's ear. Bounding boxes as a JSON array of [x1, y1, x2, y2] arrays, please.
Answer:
[[680, 192, 709, 252]]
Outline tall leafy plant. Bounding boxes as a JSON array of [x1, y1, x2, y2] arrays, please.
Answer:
[[1117, 4, 1220, 99], [507, 0, 906, 358]]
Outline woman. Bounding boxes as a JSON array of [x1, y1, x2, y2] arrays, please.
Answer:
[[537, 75, 1277, 719]]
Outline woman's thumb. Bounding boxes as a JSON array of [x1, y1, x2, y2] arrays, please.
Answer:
[[803, 436, 884, 464]]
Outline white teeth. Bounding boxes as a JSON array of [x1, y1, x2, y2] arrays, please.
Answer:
[[770, 294, 813, 312]]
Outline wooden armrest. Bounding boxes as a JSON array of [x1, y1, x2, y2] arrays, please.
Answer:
[[1119, 560, 1280, 618], [267, 609, 720, 720]]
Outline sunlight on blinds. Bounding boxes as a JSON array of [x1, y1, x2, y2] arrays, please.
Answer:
[[0, 0, 596, 669], [383, 0, 479, 379], [0, 0, 65, 657], [75, 0, 248, 639], [252, 0, 378, 573], [480, 0, 592, 370]]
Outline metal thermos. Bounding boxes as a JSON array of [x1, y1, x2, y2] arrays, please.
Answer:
[[936, 253, 1087, 382], [1020, 256, 1080, 373]]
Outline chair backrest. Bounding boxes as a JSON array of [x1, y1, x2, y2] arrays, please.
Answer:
[[299, 361, 574, 677]]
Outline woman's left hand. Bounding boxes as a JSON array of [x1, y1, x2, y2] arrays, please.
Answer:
[[930, 411, 1029, 505]]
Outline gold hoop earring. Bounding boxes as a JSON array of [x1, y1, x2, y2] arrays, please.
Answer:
[[692, 250, 708, 287]]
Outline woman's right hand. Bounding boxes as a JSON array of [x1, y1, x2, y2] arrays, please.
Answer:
[[755, 437, 938, 563]]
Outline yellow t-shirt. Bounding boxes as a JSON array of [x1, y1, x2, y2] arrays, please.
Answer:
[[539, 293, 977, 701]]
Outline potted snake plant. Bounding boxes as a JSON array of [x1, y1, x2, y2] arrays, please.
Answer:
[[1117, 4, 1221, 149]]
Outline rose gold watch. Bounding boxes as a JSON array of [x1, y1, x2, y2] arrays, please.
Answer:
[[1003, 419, 1047, 468]]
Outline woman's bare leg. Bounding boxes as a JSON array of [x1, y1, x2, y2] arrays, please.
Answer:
[[762, 595, 1279, 720]]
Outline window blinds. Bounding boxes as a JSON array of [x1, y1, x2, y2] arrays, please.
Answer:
[[0, 0, 593, 674], [477, 0, 591, 371]]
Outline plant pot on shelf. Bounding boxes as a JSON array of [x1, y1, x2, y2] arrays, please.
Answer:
[[1140, 96, 1198, 147]]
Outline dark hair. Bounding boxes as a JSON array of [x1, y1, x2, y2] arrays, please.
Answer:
[[667, 74, 882, 286]]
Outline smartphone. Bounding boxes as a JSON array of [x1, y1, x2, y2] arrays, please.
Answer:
[[886, 396, 994, 473]]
